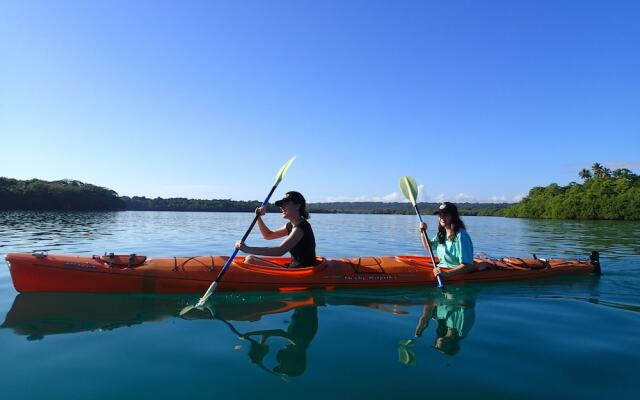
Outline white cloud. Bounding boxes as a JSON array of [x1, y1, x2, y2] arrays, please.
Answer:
[[324, 195, 355, 202], [431, 193, 446, 203], [453, 192, 477, 202], [326, 188, 419, 203], [416, 184, 427, 202], [487, 195, 507, 203], [323, 191, 525, 204], [326, 192, 408, 202], [379, 192, 402, 202]]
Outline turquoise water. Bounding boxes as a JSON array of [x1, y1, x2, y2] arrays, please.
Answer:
[[0, 211, 638, 399]]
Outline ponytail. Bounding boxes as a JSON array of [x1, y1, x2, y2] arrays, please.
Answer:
[[300, 203, 310, 219]]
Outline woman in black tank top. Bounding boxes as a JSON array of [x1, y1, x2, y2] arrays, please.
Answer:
[[235, 191, 316, 268]]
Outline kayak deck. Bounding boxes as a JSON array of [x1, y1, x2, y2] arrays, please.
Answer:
[[4, 251, 600, 294]]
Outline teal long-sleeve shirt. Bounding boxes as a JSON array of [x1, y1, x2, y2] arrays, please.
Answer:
[[430, 228, 474, 267]]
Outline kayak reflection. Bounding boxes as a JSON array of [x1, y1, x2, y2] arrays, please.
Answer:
[[2, 288, 478, 377], [1, 293, 183, 340], [0, 293, 314, 341], [1, 291, 321, 378]]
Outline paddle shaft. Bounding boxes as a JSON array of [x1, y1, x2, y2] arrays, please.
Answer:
[[413, 205, 445, 289], [196, 185, 278, 305]]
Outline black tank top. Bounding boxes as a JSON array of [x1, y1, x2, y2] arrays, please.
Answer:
[[286, 219, 316, 267]]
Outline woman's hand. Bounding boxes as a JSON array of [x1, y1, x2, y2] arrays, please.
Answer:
[[433, 266, 443, 277], [255, 206, 266, 217], [235, 241, 247, 252], [419, 222, 427, 232]]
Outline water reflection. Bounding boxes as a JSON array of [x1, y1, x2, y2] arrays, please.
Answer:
[[2, 289, 480, 375], [3, 285, 639, 379], [218, 305, 318, 378], [1, 293, 182, 340], [398, 289, 476, 364], [0, 211, 118, 253], [472, 216, 640, 260]]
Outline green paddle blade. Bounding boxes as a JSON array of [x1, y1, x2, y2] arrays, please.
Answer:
[[399, 176, 419, 205], [397, 343, 418, 366], [399, 338, 417, 347], [179, 304, 196, 316], [274, 156, 296, 186], [178, 303, 216, 319]]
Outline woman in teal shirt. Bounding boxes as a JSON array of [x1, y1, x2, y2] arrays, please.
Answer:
[[419, 202, 475, 278]]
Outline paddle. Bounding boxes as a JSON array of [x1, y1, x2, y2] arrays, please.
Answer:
[[180, 156, 296, 316], [399, 176, 446, 290], [397, 337, 419, 366]]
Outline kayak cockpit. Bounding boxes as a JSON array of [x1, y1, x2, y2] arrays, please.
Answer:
[[93, 253, 148, 268], [235, 257, 328, 276]]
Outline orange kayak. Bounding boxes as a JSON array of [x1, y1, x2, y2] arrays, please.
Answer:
[[4, 251, 600, 294]]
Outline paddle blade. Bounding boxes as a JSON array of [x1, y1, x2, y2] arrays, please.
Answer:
[[274, 156, 296, 186], [397, 343, 418, 366], [399, 176, 419, 205], [179, 304, 196, 316], [179, 304, 216, 319], [399, 338, 417, 347], [195, 281, 218, 308]]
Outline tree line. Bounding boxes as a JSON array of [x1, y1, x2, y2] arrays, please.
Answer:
[[0, 178, 124, 211], [504, 163, 640, 220], [3, 163, 638, 220], [0, 177, 509, 215], [308, 202, 508, 216], [121, 197, 510, 216], [121, 196, 263, 212]]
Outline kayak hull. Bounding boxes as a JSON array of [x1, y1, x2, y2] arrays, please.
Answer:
[[4, 252, 597, 294]]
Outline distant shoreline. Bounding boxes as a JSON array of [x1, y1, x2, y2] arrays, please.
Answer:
[[3, 165, 638, 220], [0, 177, 511, 216], [123, 199, 511, 216]]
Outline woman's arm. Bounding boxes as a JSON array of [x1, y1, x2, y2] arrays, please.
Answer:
[[244, 328, 290, 339], [237, 227, 304, 257], [435, 231, 475, 277], [442, 231, 476, 276], [418, 222, 438, 254], [415, 303, 436, 337], [254, 207, 288, 240], [437, 262, 475, 277], [419, 229, 430, 250], [256, 218, 289, 240]]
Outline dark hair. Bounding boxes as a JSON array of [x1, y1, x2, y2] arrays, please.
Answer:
[[298, 202, 310, 220], [434, 319, 461, 356], [435, 335, 461, 356], [436, 203, 465, 244], [273, 345, 306, 376], [287, 191, 310, 219]]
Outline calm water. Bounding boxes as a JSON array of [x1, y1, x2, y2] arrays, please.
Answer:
[[0, 211, 638, 399]]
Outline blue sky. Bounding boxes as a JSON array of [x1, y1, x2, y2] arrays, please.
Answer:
[[1, 0, 638, 203]]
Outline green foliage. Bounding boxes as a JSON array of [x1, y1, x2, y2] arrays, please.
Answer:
[[504, 164, 640, 220], [120, 196, 263, 212], [120, 198, 510, 215], [308, 202, 510, 216], [0, 178, 511, 216], [0, 178, 124, 211]]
